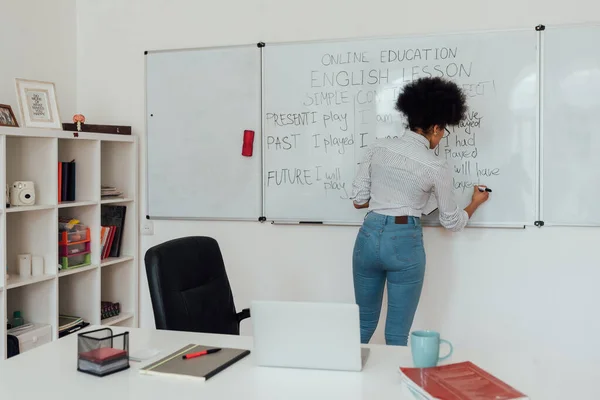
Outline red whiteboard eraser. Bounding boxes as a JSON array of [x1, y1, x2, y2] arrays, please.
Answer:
[[242, 130, 255, 157]]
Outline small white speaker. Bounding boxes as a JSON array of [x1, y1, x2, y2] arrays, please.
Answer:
[[18, 254, 31, 277], [32, 256, 44, 276]]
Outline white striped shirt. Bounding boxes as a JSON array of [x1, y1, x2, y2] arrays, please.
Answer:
[[351, 131, 468, 232]]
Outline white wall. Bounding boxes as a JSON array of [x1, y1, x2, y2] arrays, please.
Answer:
[[76, 0, 600, 360], [0, 0, 76, 124]]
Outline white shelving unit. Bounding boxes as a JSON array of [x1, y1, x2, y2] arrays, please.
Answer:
[[0, 126, 138, 360]]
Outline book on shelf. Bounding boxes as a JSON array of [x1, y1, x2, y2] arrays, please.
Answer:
[[58, 315, 89, 338], [100, 226, 115, 259], [58, 160, 76, 202], [399, 361, 529, 400], [100, 205, 127, 259], [101, 185, 124, 199], [59, 322, 90, 338], [59, 315, 83, 330]]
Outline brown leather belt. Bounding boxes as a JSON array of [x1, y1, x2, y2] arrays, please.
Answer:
[[394, 216, 420, 224]]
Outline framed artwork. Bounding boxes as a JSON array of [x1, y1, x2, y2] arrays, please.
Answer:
[[0, 104, 19, 127], [15, 78, 61, 129]]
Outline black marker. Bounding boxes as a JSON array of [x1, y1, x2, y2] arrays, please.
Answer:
[[478, 186, 492, 193]]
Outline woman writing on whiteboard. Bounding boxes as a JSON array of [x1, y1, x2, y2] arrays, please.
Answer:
[[350, 76, 490, 346]]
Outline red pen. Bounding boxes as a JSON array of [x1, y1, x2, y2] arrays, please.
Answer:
[[182, 348, 222, 360]]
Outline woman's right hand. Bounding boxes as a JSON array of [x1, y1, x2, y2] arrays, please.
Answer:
[[464, 186, 490, 218], [471, 185, 490, 205]]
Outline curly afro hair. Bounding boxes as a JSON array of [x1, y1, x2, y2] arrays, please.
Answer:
[[395, 77, 467, 133]]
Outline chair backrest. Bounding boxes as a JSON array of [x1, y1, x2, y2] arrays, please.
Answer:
[[144, 236, 240, 335]]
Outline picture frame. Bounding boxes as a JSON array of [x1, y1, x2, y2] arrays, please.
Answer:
[[0, 104, 19, 127], [15, 78, 61, 129]]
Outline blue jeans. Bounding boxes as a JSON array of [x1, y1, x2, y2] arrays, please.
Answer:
[[352, 212, 426, 346]]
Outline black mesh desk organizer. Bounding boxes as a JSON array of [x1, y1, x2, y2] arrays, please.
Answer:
[[77, 327, 129, 377]]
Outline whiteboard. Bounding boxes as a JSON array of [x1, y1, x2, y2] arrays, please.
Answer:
[[541, 24, 600, 226], [146, 45, 262, 220], [262, 30, 539, 226]]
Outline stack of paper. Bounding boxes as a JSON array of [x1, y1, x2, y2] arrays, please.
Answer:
[[101, 185, 123, 199], [399, 361, 529, 400], [79, 347, 129, 376]]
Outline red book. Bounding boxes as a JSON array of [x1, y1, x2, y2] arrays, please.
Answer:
[[103, 226, 116, 259], [400, 361, 528, 400], [58, 162, 62, 203]]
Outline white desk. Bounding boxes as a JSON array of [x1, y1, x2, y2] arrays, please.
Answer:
[[0, 326, 596, 399]]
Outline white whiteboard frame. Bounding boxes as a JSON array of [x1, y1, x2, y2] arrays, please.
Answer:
[[144, 43, 265, 222], [260, 45, 267, 222], [261, 27, 541, 229], [536, 28, 544, 228]]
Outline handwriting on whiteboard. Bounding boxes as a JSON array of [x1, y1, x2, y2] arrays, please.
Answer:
[[434, 111, 501, 193], [265, 45, 500, 199]]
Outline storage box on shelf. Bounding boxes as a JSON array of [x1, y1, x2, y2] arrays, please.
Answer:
[[59, 203, 101, 269], [7, 323, 52, 355], [59, 222, 92, 270], [0, 126, 138, 360]]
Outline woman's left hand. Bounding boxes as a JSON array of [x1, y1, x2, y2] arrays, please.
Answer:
[[354, 201, 370, 209]]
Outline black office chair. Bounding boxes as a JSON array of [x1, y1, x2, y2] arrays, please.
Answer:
[[144, 236, 250, 335]]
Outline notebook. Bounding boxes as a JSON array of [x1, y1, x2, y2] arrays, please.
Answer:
[[399, 361, 529, 400], [140, 344, 250, 381]]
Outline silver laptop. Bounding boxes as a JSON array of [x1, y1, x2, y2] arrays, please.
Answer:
[[251, 300, 370, 372]]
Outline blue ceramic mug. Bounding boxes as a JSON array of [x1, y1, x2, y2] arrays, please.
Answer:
[[410, 330, 453, 368]]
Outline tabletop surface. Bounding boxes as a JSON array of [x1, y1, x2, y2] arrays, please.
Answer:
[[0, 326, 597, 399]]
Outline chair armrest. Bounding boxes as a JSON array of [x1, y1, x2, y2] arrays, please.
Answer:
[[236, 308, 251, 323]]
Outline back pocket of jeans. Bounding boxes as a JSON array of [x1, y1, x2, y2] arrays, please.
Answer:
[[391, 232, 419, 263], [353, 227, 371, 259]]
